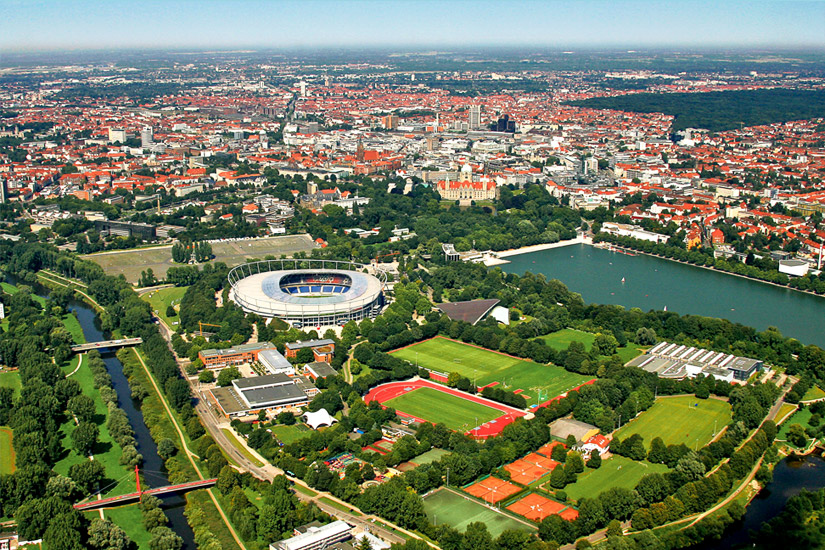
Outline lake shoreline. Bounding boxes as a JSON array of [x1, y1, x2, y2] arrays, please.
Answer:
[[484, 234, 589, 266], [594, 242, 825, 301]]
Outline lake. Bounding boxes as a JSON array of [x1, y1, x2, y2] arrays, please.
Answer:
[[500, 244, 825, 348]]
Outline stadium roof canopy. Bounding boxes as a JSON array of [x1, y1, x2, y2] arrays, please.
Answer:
[[437, 299, 500, 325]]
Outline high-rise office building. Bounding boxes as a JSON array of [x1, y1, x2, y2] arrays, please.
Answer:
[[382, 114, 399, 130], [468, 104, 481, 130], [141, 126, 154, 148], [108, 128, 127, 143], [0, 179, 7, 204], [496, 114, 516, 133]]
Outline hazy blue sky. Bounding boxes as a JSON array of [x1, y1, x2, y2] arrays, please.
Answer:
[[0, 0, 823, 51]]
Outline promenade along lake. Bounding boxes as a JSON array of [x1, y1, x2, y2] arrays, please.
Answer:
[[500, 244, 825, 349]]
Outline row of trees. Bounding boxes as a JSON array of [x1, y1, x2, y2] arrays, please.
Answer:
[[171, 241, 212, 264]]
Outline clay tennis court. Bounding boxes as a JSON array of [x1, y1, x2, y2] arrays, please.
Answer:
[[523, 452, 559, 470], [507, 493, 565, 522], [464, 477, 522, 504], [504, 458, 552, 485], [559, 507, 579, 521], [536, 441, 566, 457]]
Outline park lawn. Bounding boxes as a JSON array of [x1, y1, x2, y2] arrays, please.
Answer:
[[384, 387, 502, 432], [412, 448, 451, 465], [271, 423, 312, 445], [803, 386, 825, 401], [221, 428, 265, 467], [1, 281, 46, 307], [143, 286, 188, 326], [0, 370, 22, 398], [83, 234, 316, 283], [556, 456, 670, 502], [615, 343, 646, 363], [62, 311, 86, 344], [540, 329, 596, 351], [95, 505, 151, 550], [0, 426, 14, 474], [614, 396, 732, 450], [776, 403, 798, 425], [52, 351, 136, 498], [392, 337, 591, 398], [423, 488, 533, 537], [777, 407, 814, 444]]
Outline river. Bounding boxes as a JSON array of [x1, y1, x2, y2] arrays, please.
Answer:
[[9, 277, 197, 549], [688, 454, 825, 549], [500, 244, 825, 348], [69, 300, 195, 550]]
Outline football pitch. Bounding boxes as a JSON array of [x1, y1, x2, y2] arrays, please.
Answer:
[[614, 395, 732, 450], [391, 337, 592, 399], [384, 387, 502, 431], [423, 488, 533, 537], [556, 456, 669, 502], [83, 234, 316, 283]]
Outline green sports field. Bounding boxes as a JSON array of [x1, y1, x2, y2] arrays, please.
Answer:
[[555, 456, 669, 502], [614, 396, 732, 450], [540, 328, 596, 351], [412, 448, 451, 465], [392, 337, 591, 399], [541, 329, 645, 363], [423, 488, 533, 537], [384, 387, 502, 432]]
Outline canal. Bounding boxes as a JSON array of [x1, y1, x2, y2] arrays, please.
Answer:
[[500, 244, 825, 348], [69, 299, 195, 549], [7, 275, 199, 549]]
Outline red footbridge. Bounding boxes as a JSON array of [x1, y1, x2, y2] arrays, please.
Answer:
[[74, 469, 216, 511]]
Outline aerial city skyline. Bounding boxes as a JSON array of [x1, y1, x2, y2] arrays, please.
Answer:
[[1, 2, 825, 550]]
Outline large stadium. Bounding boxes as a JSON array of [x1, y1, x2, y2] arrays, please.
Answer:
[[228, 259, 386, 327]]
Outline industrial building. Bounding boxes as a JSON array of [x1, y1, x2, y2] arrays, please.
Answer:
[[625, 342, 763, 382]]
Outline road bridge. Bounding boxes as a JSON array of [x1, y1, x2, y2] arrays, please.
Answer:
[[71, 337, 143, 352]]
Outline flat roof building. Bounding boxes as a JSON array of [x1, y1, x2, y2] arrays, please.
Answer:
[[209, 373, 318, 418], [626, 342, 762, 382], [259, 348, 296, 375], [304, 361, 337, 381], [199, 342, 277, 369], [284, 339, 335, 362], [270, 520, 352, 550]]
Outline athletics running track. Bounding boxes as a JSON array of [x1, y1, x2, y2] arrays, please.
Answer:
[[364, 379, 528, 439]]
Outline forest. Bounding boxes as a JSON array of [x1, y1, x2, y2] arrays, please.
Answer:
[[567, 88, 825, 132]]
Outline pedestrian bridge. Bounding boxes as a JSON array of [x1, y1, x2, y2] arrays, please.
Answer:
[[71, 338, 143, 352], [74, 478, 217, 511]]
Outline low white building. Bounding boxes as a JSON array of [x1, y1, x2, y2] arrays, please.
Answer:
[[271, 520, 352, 550]]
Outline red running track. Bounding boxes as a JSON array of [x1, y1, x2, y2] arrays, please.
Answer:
[[364, 379, 527, 439]]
